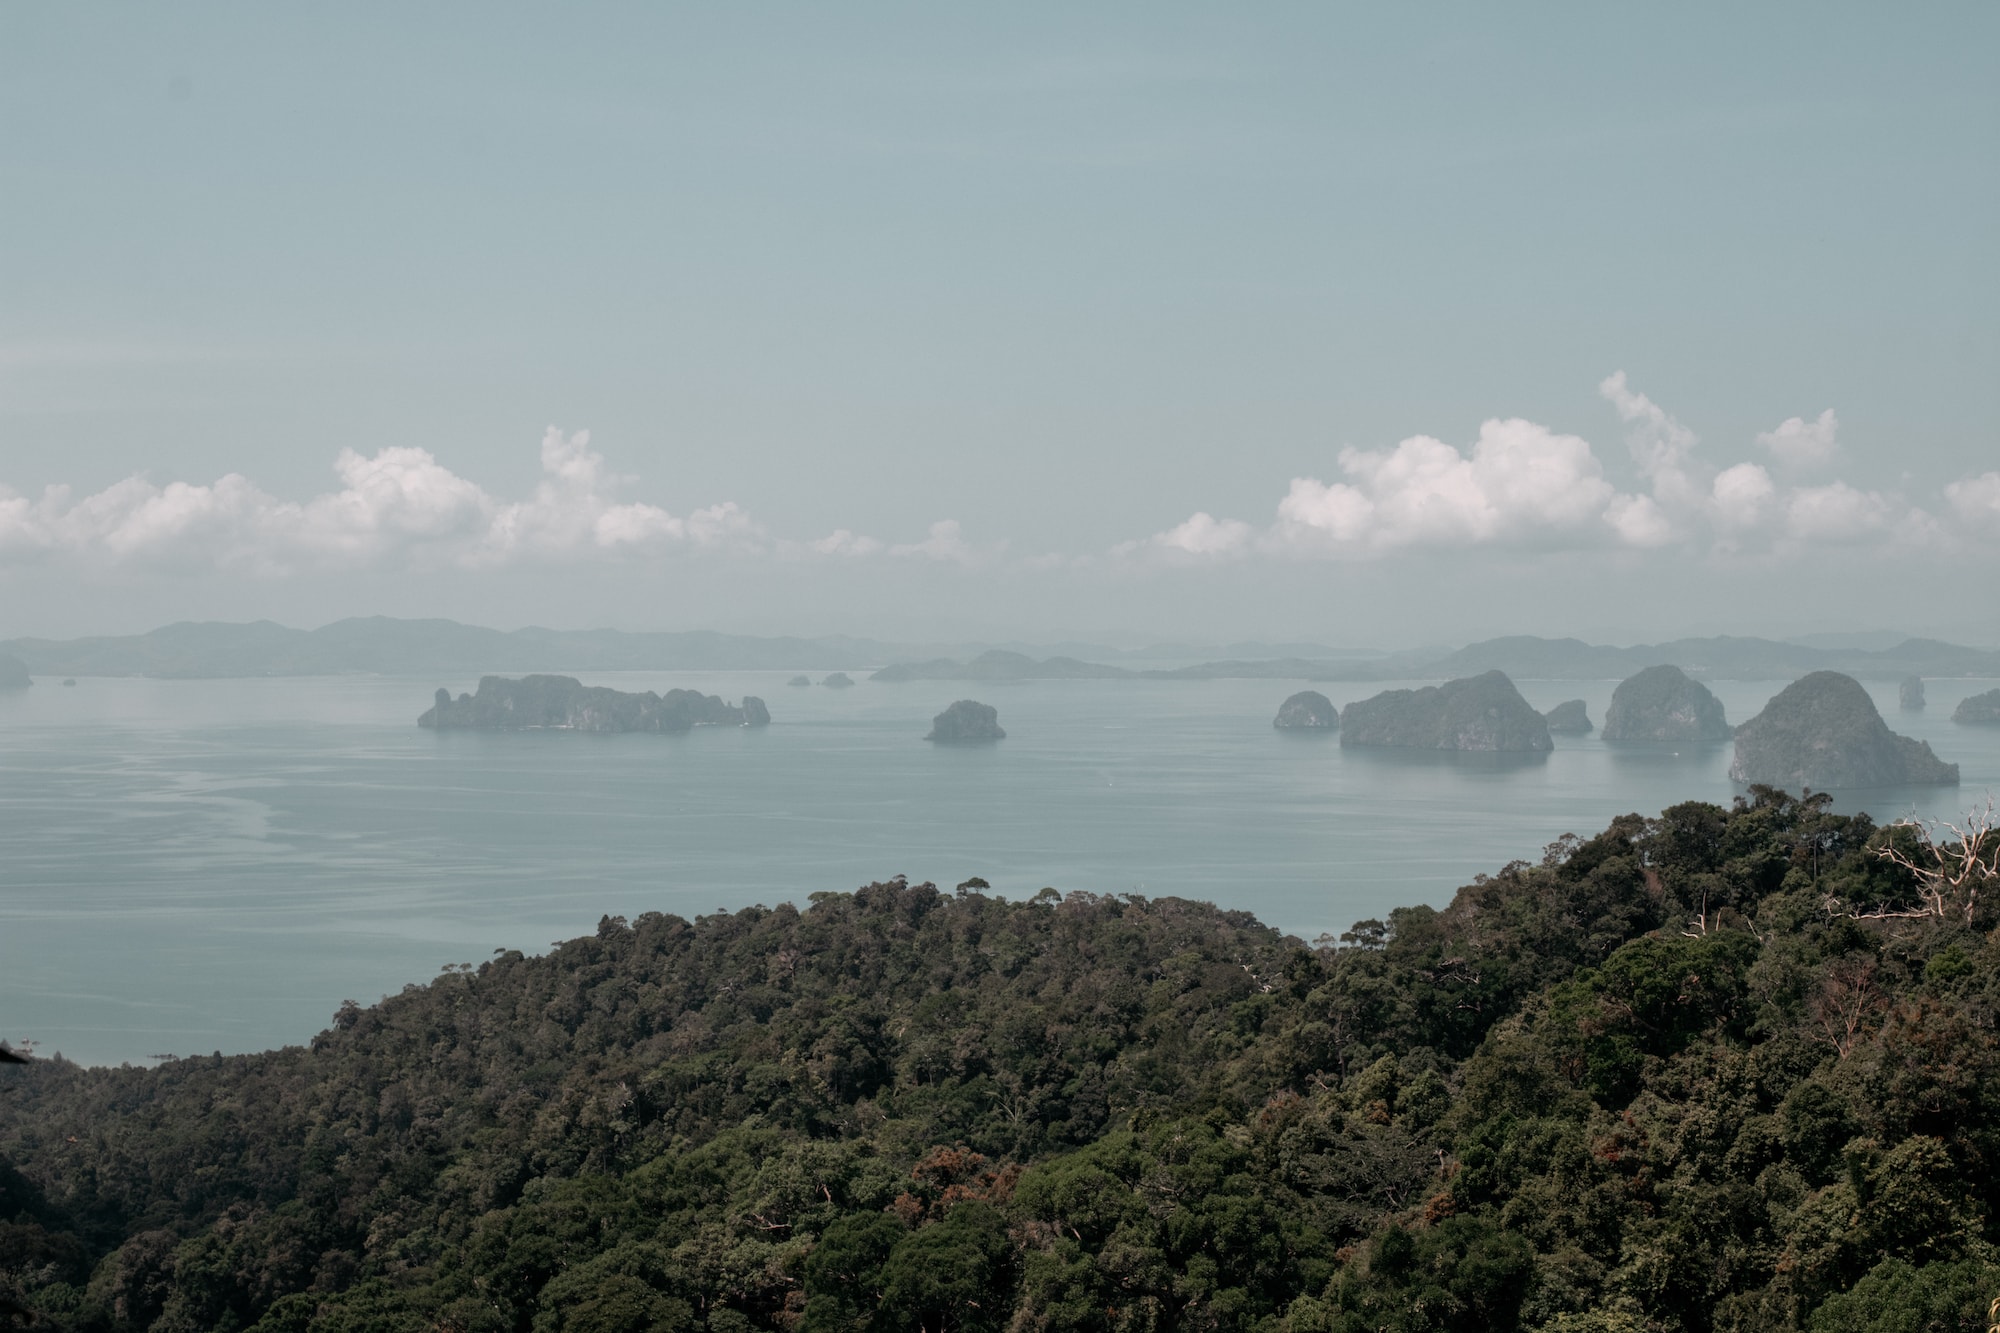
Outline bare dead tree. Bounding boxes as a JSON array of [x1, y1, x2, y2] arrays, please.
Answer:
[[1809, 956, 1884, 1059], [1861, 796, 1999, 926], [1682, 886, 1713, 938]]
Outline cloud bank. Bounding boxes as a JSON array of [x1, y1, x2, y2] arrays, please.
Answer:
[[4, 377, 1995, 585], [1129, 373, 1991, 565], [0, 428, 982, 576]]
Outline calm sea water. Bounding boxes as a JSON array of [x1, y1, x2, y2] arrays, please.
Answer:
[[2, 671, 1996, 1067]]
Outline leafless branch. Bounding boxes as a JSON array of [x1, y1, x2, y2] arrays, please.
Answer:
[[1863, 795, 1998, 926]]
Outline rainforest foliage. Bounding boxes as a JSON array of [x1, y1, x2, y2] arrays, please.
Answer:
[[2, 789, 1998, 1333]]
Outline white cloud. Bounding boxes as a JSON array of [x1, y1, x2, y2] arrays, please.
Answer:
[[1710, 462, 1777, 531], [0, 474, 285, 572], [1599, 369, 1704, 511], [1271, 418, 1621, 553], [890, 518, 992, 564], [298, 446, 492, 558], [807, 528, 884, 557], [0, 428, 771, 574], [1603, 493, 1676, 548], [1784, 481, 1900, 545], [1757, 409, 1839, 469], [1155, 511, 1256, 557], [481, 429, 633, 559], [0, 427, 1002, 579], [4, 386, 1990, 586], [1945, 472, 2000, 524], [592, 502, 685, 548], [683, 502, 762, 549], [1126, 375, 1984, 565]]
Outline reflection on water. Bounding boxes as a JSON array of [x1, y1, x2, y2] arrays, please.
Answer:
[[1337, 746, 1551, 776], [1, 671, 1996, 1065], [1601, 740, 1735, 770]]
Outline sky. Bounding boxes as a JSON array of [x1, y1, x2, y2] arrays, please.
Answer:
[[2, 4, 1996, 647]]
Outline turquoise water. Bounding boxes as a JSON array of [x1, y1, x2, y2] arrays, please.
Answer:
[[2, 671, 1996, 1067]]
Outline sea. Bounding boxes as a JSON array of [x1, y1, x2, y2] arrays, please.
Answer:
[[2, 671, 1996, 1067]]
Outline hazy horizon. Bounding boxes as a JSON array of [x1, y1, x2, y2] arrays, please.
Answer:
[[2, 609, 1995, 660]]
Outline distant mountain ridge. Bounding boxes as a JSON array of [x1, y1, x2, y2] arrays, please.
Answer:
[[872, 649, 1133, 682], [0, 618, 1359, 680], [3, 617, 1996, 681], [1419, 634, 2000, 682], [876, 637, 2000, 684], [0, 618, 908, 679]]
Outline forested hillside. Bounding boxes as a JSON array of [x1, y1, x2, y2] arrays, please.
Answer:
[[3, 789, 1997, 1333]]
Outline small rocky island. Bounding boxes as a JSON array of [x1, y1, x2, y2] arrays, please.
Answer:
[[926, 699, 1005, 742], [1543, 699, 1592, 734], [1953, 687, 2000, 725], [0, 653, 30, 689], [1273, 690, 1338, 730], [419, 676, 769, 733], [1339, 671, 1552, 752], [1601, 665, 1732, 742], [822, 673, 855, 688], [1899, 675, 1925, 710], [787, 675, 812, 687], [1730, 671, 1957, 788]]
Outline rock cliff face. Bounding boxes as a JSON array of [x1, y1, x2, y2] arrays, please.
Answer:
[[1899, 675, 1925, 710], [0, 654, 29, 688], [418, 676, 768, 732], [1338, 671, 1552, 752], [1601, 666, 1732, 742], [1544, 699, 1592, 734], [1730, 671, 1957, 788], [1273, 690, 1338, 730], [1953, 687, 2000, 725], [926, 700, 1005, 742]]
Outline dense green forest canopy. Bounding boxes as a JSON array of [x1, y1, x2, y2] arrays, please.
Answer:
[[3, 789, 1998, 1333]]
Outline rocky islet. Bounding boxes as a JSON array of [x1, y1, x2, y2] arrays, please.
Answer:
[[1273, 690, 1339, 730], [1338, 671, 1552, 752], [1543, 699, 1593, 734], [1730, 671, 1957, 787], [926, 699, 1006, 742], [1601, 665, 1733, 742], [1953, 687, 2000, 725], [419, 675, 769, 733]]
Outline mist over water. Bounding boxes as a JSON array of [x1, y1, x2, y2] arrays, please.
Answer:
[[2, 671, 1995, 1067]]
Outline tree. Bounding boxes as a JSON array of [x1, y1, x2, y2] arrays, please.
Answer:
[[1862, 799, 1999, 925]]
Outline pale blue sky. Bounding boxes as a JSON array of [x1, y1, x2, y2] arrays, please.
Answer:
[[1, 5, 1995, 642]]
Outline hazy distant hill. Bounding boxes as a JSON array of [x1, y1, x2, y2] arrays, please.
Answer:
[[872, 649, 1135, 682], [1428, 634, 2000, 681], [6, 617, 1997, 681], [873, 636, 2000, 685], [0, 617, 907, 678]]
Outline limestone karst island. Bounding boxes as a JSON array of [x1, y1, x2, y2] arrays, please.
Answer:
[[925, 699, 1006, 742], [420, 675, 769, 733]]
